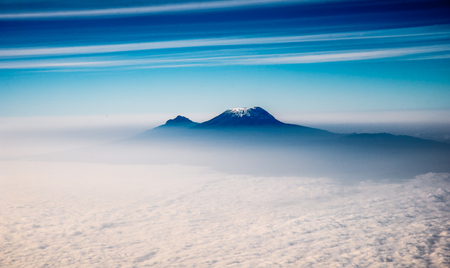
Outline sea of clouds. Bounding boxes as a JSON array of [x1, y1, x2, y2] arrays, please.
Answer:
[[1, 161, 449, 267]]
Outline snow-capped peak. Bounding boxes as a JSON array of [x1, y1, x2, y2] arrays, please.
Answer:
[[196, 106, 283, 127], [227, 107, 254, 117], [224, 107, 272, 120]]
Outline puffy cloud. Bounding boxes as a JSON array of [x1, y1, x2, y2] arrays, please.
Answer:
[[1, 161, 449, 267]]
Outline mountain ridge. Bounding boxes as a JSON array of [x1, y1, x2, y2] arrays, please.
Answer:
[[136, 107, 449, 149], [142, 106, 338, 141], [39, 106, 450, 182]]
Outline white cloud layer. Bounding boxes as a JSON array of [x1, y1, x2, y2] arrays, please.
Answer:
[[1, 161, 449, 267]]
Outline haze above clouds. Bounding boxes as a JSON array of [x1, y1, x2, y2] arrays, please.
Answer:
[[2, 111, 449, 162]]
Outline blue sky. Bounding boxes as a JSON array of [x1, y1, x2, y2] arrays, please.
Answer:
[[1, 0, 449, 117]]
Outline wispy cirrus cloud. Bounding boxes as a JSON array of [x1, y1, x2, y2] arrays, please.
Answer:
[[0, 0, 312, 19], [1, 26, 448, 58], [2, 45, 449, 70], [1, 25, 448, 70], [242, 45, 450, 64]]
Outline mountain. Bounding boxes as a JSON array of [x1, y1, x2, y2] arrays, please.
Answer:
[[134, 106, 450, 154], [43, 106, 450, 181], [138, 107, 336, 142]]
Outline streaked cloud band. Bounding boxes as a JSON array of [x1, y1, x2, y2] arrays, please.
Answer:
[[2, 45, 449, 70], [2, 25, 448, 70], [1, 28, 448, 58], [0, 0, 306, 19]]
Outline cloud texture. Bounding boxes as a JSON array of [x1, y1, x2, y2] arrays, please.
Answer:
[[1, 161, 449, 267]]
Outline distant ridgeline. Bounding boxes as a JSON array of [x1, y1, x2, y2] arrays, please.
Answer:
[[137, 107, 446, 147], [126, 107, 450, 180]]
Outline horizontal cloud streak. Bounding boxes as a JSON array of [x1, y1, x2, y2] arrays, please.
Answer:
[[243, 45, 450, 64], [0, 0, 311, 19], [2, 24, 448, 71], [1, 27, 448, 58], [2, 45, 449, 70]]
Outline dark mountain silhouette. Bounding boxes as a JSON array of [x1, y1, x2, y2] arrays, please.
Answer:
[[138, 107, 336, 141], [135, 107, 450, 148]]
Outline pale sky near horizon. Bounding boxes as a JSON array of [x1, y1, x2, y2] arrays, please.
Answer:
[[1, 0, 450, 118]]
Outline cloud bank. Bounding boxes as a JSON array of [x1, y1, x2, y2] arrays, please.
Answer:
[[1, 161, 449, 267]]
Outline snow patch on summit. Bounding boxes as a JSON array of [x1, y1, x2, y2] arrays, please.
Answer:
[[225, 107, 272, 120], [227, 108, 253, 117], [194, 106, 283, 127]]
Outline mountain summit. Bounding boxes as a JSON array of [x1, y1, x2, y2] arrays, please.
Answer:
[[158, 115, 198, 128], [197, 107, 284, 128]]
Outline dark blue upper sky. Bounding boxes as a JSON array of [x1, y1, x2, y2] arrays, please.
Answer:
[[1, 0, 449, 117]]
